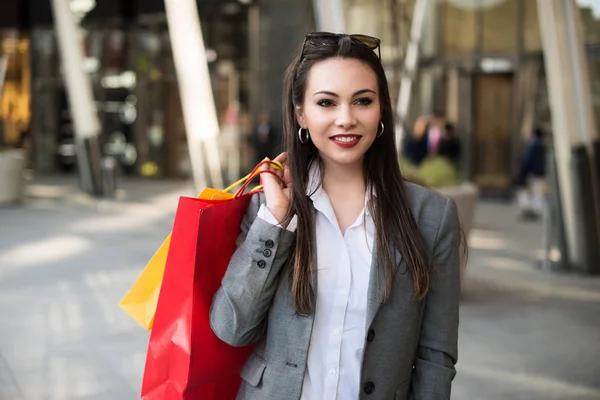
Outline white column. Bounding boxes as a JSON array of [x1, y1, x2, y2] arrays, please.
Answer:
[[51, 0, 103, 195], [445, 68, 460, 124], [313, 0, 346, 32], [164, 0, 223, 192], [0, 56, 7, 97], [395, 0, 430, 152], [537, 0, 600, 268]]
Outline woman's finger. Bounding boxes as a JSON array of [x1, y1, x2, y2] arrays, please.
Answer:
[[273, 152, 287, 164], [259, 166, 284, 188], [283, 164, 292, 187], [272, 152, 288, 171]]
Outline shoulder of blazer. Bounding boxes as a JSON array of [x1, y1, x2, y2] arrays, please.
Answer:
[[402, 181, 454, 241]]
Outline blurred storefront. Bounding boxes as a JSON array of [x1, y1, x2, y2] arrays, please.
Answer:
[[438, 0, 542, 196], [0, 32, 31, 153], [0, 0, 255, 179], [9, 0, 600, 190], [440, 0, 600, 196]]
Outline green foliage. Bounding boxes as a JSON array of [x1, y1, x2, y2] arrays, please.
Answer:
[[399, 156, 461, 188], [398, 156, 420, 183]]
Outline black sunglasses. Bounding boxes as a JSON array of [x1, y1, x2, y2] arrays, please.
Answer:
[[300, 32, 381, 59]]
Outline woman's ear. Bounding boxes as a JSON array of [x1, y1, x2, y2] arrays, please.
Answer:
[[295, 105, 305, 128]]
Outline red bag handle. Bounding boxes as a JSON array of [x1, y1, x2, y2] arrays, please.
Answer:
[[234, 160, 285, 198]]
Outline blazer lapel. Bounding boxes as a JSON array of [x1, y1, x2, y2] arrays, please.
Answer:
[[365, 242, 403, 334]]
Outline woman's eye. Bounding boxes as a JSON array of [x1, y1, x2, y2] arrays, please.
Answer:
[[317, 99, 334, 107], [356, 97, 373, 106]]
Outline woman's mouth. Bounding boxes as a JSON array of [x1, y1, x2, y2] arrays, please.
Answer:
[[330, 135, 361, 148]]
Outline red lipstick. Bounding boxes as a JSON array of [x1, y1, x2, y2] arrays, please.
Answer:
[[330, 135, 361, 148]]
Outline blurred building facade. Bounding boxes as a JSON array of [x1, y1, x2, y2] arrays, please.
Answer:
[[1, 0, 600, 190], [0, 0, 276, 179], [344, 0, 600, 196]]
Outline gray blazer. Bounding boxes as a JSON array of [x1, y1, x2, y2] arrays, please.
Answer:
[[210, 182, 461, 400]]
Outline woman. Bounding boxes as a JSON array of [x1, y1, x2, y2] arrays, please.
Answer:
[[210, 33, 461, 400]]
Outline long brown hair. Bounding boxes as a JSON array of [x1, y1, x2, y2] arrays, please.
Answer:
[[282, 34, 429, 314]]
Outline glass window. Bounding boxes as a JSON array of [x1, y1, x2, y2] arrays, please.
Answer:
[[420, 0, 439, 58], [524, 1, 600, 51], [578, 1, 600, 45], [481, 0, 518, 53], [443, 3, 478, 56], [348, 0, 438, 63], [346, 0, 383, 35], [523, 0, 542, 52], [586, 58, 600, 139]]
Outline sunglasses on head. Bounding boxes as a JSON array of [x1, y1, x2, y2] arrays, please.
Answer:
[[300, 32, 381, 59]]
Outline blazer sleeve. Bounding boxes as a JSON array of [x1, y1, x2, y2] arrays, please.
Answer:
[[210, 192, 296, 347], [411, 197, 461, 400]]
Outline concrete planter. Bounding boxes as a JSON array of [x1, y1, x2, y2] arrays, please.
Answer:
[[436, 182, 479, 274], [0, 149, 26, 205]]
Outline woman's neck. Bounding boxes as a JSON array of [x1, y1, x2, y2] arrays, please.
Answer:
[[321, 159, 365, 194]]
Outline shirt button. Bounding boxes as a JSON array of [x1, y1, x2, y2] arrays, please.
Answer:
[[363, 381, 375, 394], [332, 329, 340, 335], [263, 249, 272, 257], [265, 239, 275, 248], [328, 369, 336, 375], [257, 260, 266, 268]]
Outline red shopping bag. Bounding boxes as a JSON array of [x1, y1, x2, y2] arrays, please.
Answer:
[[141, 160, 282, 400], [141, 194, 254, 399]]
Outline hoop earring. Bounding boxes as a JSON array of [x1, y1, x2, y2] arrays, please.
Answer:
[[377, 121, 385, 138], [298, 127, 310, 144]]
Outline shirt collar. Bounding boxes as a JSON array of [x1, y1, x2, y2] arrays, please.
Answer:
[[305, 161, 375, 217]]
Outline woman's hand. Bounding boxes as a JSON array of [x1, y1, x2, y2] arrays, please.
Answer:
[[261, 152, 292, 223]]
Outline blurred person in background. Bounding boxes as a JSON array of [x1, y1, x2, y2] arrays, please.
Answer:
[[426, 110, 446, 157], [438, 122, 461, 166], [210, 32, 461, 400], [515, 126, 547, 219], [403, 112, 447, 166], [402, 115, 429, 165], [252, 110, 275, 166], [221, 101, 242, 184]]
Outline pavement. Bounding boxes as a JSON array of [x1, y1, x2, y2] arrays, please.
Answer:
[[0, 174, 599, 400]]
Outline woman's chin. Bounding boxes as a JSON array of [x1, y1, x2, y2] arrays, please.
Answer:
[[319, 150, 366, 168]]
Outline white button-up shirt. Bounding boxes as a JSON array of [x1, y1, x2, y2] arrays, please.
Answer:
[[257, 167, 375, 400]]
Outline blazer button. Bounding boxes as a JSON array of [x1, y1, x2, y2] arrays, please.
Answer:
[[363, 381, 375, 394], [367, 329, 375, 342], [265, 239, 275, 248], [257, 260, 266, 268], [263, 249, 272, 257]]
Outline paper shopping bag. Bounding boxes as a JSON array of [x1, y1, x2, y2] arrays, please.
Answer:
[[119, 161, 278, 330], [119, 190, 233, 330], [118, 233, 172, 330], [140, 193, 256, 400]]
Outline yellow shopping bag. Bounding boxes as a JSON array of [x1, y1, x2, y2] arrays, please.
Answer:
[[119, 160, 282, 330]]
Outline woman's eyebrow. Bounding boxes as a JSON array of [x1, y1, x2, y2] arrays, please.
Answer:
[[313, 89, 377, 97]]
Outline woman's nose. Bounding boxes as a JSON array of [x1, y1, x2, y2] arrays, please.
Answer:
[[335, 105, 357, 129]]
